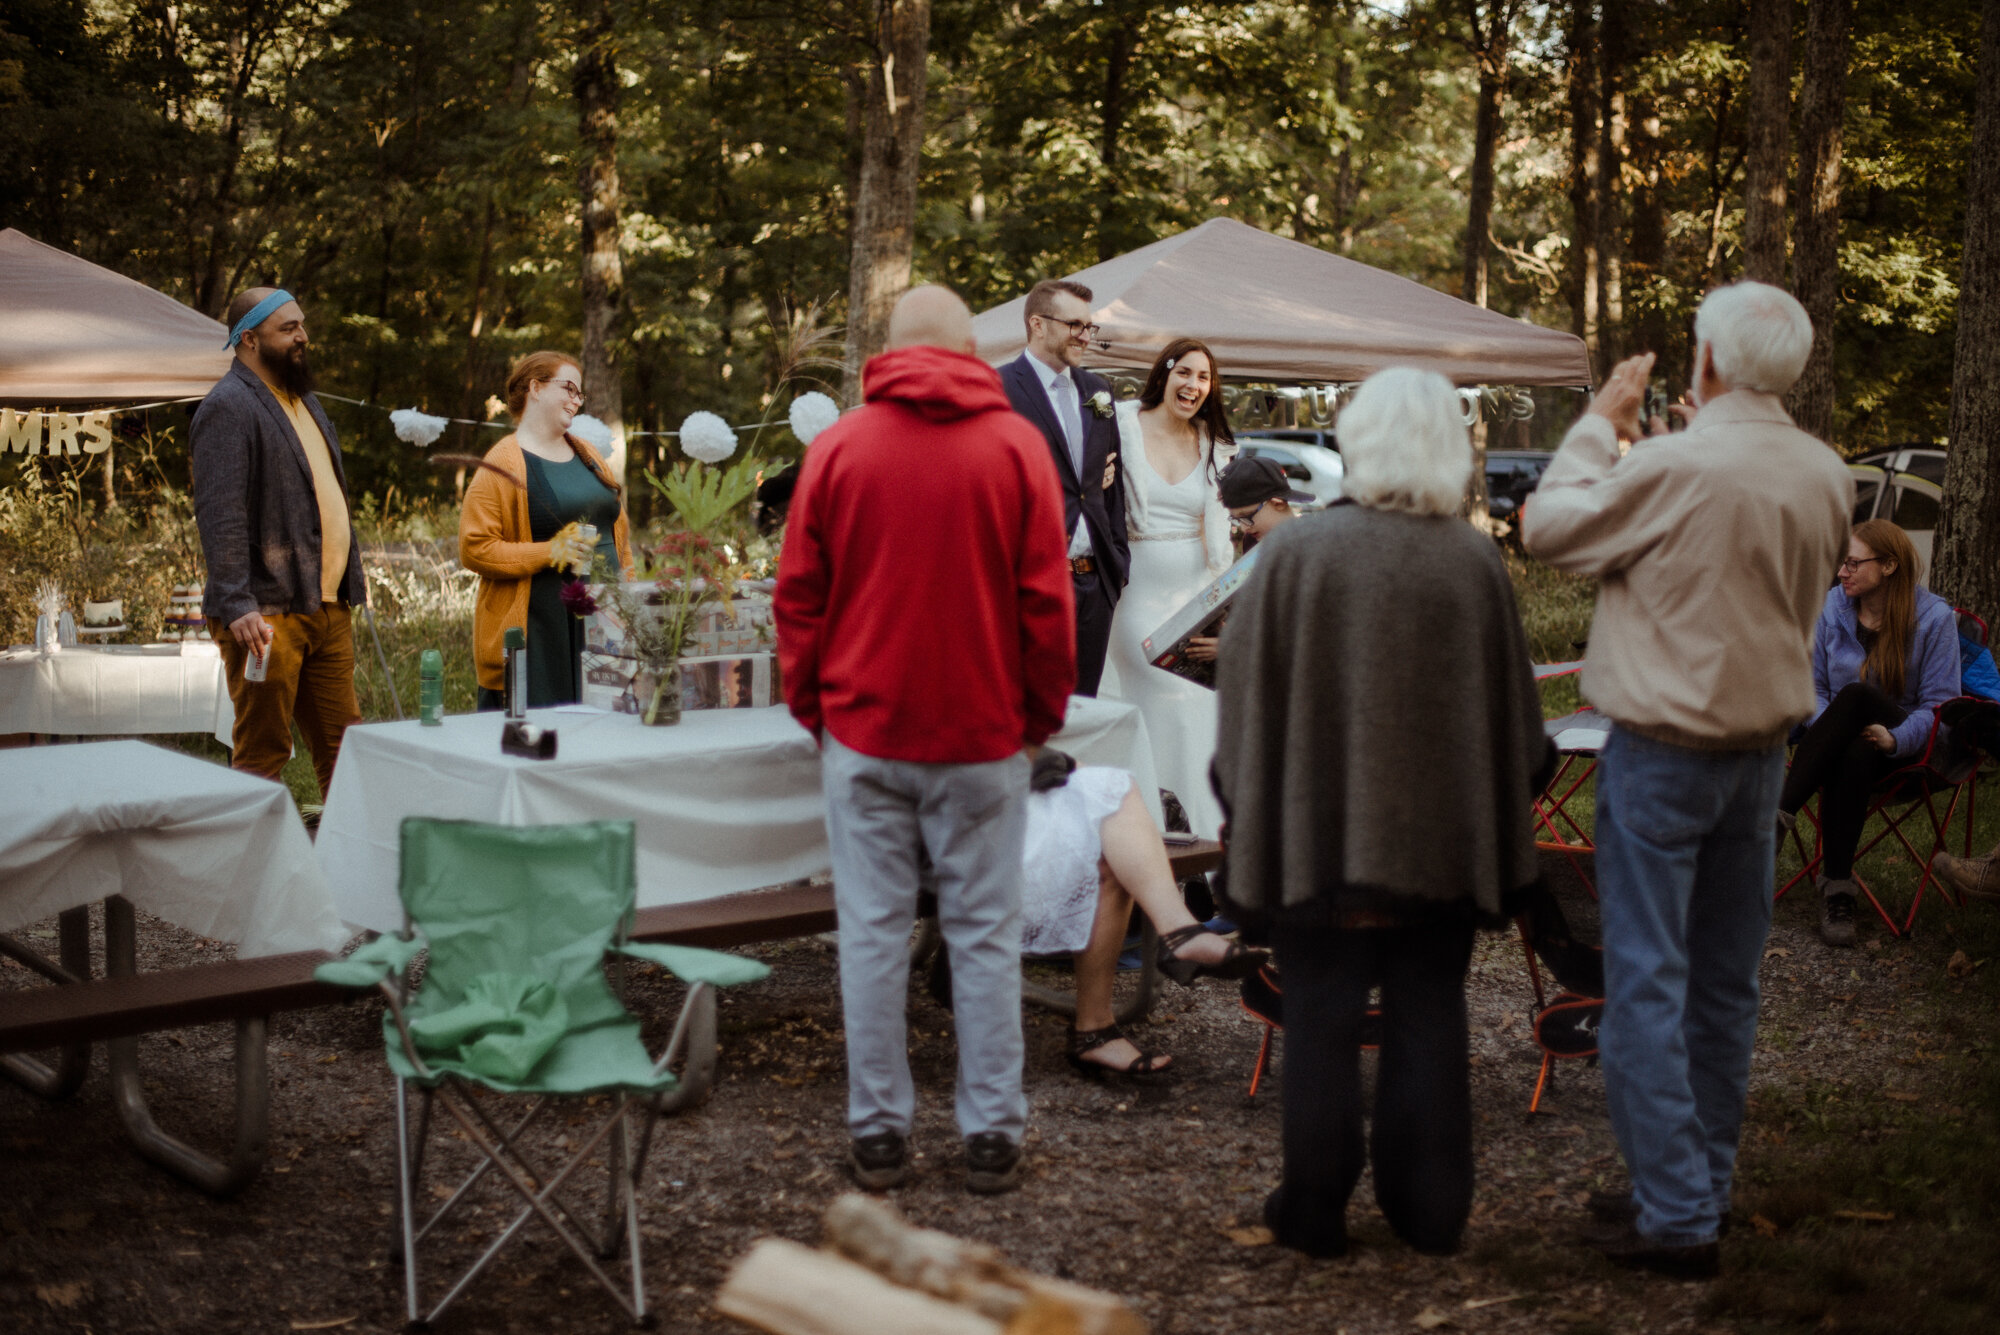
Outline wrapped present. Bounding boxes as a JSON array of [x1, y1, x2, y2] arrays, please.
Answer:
[[1140, 546, 1262, 689]]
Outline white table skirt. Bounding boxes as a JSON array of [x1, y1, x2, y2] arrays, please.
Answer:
[[316, 696, 1163, 935], [0, 740, 349, 958], [0, 644, 233, 744]]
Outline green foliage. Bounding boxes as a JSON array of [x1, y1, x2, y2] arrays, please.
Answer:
[[643, 455, 762, 536], [0, 0, 1983, 506]]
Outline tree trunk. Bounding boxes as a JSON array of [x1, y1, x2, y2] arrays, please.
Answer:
[[1742, 0, 1792, 284], [1565, 1, 1601, 362], [1934, 0, 2000, 630], [1789, 0, 1848, 443], [1628, 98, 1669, 370], [1462, 53, 1506, 308], [576, 0, 626, 478], [1098, 16, 1138, 263], [1594, 0, 1627, 369], [841, 0, 931, 403]]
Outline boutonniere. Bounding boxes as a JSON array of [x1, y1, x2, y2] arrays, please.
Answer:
[[1087, 390, 1114, 419]]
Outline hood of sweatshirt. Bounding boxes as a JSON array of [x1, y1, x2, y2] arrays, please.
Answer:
[[860, 345, 1012, 423]]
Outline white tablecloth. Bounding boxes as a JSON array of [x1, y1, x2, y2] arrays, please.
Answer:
[[316, 696, 1163, 934], [0, 740, 348, 957], [0, 644, 233, 744]]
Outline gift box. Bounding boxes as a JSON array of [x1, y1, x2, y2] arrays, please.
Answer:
[[1139, 546, 1262, 690]]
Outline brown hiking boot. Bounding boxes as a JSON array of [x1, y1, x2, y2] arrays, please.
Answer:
[[1933, 849, 2000, 903]]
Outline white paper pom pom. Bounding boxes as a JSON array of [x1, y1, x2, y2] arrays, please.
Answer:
[[787, 391, 841, 447], [678, 410, 738, 464], [390, 408, 449, 447], [567, 413, 616, 450]]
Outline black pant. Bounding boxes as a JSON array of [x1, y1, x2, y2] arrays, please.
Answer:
[[1073, 569, 1115, 697], [1781, 681, 1907, 880], [1270, 922, 1476, 1257]]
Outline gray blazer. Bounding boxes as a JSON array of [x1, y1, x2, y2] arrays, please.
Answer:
[[191, 360, 366, 623]]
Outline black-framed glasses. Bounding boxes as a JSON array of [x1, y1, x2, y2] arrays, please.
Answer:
[[1838, 556, 1882, 573], [1037, 316, 1101, 339]]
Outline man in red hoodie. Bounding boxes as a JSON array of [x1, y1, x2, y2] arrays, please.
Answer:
[[776, 285, 1075, 1195]]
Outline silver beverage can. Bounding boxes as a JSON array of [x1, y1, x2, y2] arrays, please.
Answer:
[[244, 647, 268, 682]]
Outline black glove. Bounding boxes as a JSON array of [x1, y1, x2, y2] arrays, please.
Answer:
[[1030, 747, 1077, 792]]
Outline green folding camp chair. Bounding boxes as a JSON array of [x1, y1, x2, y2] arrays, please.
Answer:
[[315, 818, 770, 1326]]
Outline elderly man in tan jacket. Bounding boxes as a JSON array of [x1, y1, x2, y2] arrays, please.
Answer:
[[1524, 282, 1851, 1279]]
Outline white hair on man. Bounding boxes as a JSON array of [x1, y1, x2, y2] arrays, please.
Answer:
[[1335, 367, 1472, 518], [1693, 280, 1813, 396]]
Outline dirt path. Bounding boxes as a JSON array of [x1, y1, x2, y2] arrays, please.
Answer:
[[0, 887, 1983, 1334]]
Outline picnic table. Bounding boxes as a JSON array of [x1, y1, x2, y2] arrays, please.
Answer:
[[315, 695, 1167, 934], [0, 740, 350, 1194], [0, 643, 234, 743]]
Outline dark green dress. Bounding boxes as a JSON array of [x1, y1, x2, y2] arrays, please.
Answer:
[[480, 452, 621, 710]]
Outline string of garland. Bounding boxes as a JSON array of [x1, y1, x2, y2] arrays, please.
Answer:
[[3, 389, 843, 457]]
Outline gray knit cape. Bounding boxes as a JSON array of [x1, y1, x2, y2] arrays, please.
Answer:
[[1212, 504, 1554, 928]]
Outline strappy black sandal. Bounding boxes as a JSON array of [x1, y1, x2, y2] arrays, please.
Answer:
[[1065, 1024, 1172, 1082], [1156, 923, 1269, 987]]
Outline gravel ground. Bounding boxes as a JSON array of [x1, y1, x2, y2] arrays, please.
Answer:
[[0, 883, 1957, 1335]]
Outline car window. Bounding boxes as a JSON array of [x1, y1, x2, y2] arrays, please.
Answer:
[[1890, 480, 1940, 532], [1902, 453, 1947, 484], [1850, 479, 1880, 526], [1243, 444, 1297, 466]]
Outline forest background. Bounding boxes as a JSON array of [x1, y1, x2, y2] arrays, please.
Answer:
[[1, 0, 1995, 616]]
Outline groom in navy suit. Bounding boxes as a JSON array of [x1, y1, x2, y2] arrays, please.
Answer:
[[1000, 279, 1129, 695]]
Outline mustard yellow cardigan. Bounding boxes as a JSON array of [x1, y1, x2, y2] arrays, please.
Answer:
[[458, 433, 634, 692]]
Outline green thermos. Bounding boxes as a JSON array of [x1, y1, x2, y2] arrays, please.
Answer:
[[420, 649, 444, 726]]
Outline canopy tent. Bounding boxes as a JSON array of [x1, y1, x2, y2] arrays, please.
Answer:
[[0, 228, 231, 403], [972, 217, 1593, 388]]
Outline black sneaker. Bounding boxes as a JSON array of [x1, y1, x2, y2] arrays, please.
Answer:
[[964, 1132, 1023, 1195], [1586, 1219, 1720, 1279], [1820, 883, 1858, 949], [849, 1131, 908, 1190]]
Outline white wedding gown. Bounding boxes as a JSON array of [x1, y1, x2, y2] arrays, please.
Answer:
[[1100, 449, 1225, 839]]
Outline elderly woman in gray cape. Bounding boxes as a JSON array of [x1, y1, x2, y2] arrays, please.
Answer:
[[1213, 367, 1553, 1259]]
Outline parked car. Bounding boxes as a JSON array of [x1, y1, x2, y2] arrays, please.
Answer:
[[1485, 450, 1553, 523], [1848, 446, 1945, 582], [1234, 432, 1343, 508]]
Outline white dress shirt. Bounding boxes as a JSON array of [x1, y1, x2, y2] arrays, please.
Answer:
[[1030, 356, 1096, 559]]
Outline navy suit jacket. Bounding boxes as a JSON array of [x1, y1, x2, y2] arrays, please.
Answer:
[[1000, 353, 1130, 601]]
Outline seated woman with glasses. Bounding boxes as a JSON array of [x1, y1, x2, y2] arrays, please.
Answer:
[[1777, 518, 1960, 947], [459, 350, 632, 710]]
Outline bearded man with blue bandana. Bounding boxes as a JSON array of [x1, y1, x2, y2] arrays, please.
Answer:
[[190, 287, 366, 800]]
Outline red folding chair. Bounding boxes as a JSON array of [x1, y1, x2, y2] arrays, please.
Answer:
[[1778, 610, 1992, 936], [1515, 846, 1604, 1112], [1536, 707, 1611, 899]]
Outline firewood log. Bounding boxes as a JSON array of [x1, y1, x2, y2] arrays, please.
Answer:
[[715, 1237, 1003, 1335]]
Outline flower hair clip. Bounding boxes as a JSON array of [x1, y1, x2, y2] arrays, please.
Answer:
[[1163, 357, 1177, 371]]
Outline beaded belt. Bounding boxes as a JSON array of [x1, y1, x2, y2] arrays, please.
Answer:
[[1132, 530, 1202, 542]]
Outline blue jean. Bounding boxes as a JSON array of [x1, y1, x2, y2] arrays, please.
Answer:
[[1595, 725, 1784, 1245]]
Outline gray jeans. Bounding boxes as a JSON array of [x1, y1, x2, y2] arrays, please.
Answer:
[[821, 733, 1030, 1142]]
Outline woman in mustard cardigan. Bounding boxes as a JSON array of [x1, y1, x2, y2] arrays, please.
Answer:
[[460, 351, 634, 709]]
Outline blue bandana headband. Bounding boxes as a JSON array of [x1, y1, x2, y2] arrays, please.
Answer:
[[226, 290, 296, 348]]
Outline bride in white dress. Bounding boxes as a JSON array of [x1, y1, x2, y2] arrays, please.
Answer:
[[1100, 338, 1238, 838]]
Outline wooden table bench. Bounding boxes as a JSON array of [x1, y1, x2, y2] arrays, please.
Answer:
[[1, 898, 351, 1197], [5, 842, 1225, 1190]]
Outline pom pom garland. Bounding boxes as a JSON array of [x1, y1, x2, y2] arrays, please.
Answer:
[[787, 391, 841, 447], [678, 410, 738, 463], [567, 414, 616, 450], [389, 408, 449, 447]]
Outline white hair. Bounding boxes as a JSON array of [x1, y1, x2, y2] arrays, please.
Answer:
[[1335, 368, 1472, 518], [1693, 281, 1813, 395]]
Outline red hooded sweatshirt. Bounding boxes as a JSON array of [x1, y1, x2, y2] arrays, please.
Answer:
[[775, 345, 1076, 763]]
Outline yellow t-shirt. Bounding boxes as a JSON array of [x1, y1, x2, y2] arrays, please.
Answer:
[[276, 393, 352, 603]]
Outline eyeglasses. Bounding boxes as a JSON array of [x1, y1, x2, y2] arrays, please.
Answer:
[[546, 379, 584, 402], [1228, 504, 1268, 532], [1838, 556, 1882, 573], [1037, 316, 1101, 340]]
